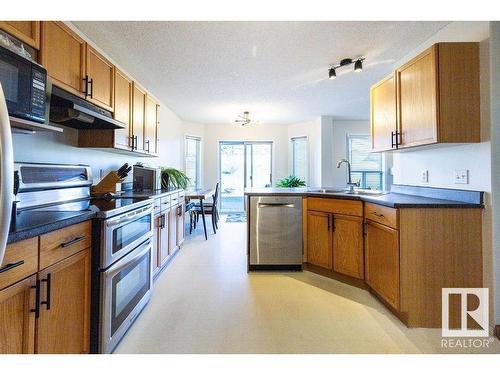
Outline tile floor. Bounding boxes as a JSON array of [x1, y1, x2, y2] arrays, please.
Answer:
[[115, 216, 500, 354]]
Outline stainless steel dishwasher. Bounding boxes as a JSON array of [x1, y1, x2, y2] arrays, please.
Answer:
[[248, 195, 303, 271]]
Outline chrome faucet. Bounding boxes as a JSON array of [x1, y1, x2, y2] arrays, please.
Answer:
[[336, 158, 360, 193]]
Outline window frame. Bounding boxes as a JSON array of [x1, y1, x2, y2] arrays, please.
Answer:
[[184, 135, 202, 189], [290, 136, 308, 183], [346, 134, 383, 190]]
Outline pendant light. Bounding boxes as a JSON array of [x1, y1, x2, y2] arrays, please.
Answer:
[[354, 59, 363, 72], [328, 68, 336, 80]]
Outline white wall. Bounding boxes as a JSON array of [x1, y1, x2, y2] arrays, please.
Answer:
[[199, 123, 289, 190], [490, 22, 500, 327], [13, 104, 184, 183]]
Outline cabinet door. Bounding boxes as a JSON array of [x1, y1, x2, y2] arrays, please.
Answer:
[[365, 221, 400, 310], [86, 45, 114, 111], [36, 249, 90, 354], [0, 21, 40, 49], [0, 275, 36, 354], [114, 69, 132, 148], [397, 46, 438, 148], [132, 83, 146, 151], [168, 206, 179, 255], [144, 96, 158, 154], [40, 22, 86, 97], [176, 204, 185, 247], [332, 215, 364, 279], [370, 73, 397, 151], [152, 214, 161, 275], [306, 211, 332, 269], [159, 213, 170, 267]]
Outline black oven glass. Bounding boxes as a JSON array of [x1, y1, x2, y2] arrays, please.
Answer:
[[111, 249, 151, 336], [112, 214, 151, 254]]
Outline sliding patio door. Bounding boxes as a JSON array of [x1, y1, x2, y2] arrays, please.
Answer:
[[219, 141, 272, 212]]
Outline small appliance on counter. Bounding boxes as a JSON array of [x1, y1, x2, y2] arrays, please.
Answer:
[[133, 163, 162, 191]]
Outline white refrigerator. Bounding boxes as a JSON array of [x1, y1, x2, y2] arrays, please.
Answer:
[[0, 83, 14, 264]]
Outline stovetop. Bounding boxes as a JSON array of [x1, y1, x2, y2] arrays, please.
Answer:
[[21, 195, 153, 219]]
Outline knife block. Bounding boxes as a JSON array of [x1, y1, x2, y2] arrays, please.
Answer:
[[92, 172, 122, 194]]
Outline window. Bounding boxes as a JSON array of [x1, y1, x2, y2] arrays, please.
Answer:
[[347, 134, 383, 190], [291, 136, 308, 182], [185, 136, 201, 188]]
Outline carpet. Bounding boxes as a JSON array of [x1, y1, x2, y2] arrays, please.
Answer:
[[226, 212, 247, 223]]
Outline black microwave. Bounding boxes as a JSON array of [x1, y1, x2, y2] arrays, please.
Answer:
[[0, 45, 47, 124]]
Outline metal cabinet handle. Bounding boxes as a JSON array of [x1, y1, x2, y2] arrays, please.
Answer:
[[145, 140, 150, 153], [89, 78, 94, 99], [134, 135, 138, 150], [370, 211, 385, 218], [83, 75, 89, 96], [327, 215, 331, 231], [60, 235, 85, 248], [40, 273, 51, 311], [0, 260, 24, 273], [391, 131, 400, 149], [30, 280, 40, 318]]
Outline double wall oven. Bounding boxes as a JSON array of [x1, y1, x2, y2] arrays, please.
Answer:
[[93, 203, 154, 354]]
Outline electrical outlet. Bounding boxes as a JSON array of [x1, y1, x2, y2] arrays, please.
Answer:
[[420, 170, 428, 183], [454, 169, 469, 184]]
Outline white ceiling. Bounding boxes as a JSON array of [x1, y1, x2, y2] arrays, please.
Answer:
[[72, 21, 448, 125]]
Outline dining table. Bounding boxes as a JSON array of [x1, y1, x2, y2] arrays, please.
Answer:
[[185, 188, 216, 240]]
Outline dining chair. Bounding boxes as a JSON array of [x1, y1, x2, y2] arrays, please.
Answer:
[[195, 182, 220, 233]]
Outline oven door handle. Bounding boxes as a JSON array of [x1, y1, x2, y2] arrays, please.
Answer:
[[105, 206, 153, 228], [105, 239, 152, 276]]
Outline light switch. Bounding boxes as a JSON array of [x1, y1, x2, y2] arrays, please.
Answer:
[[454, 169, 469, 184], [420, 170, 428, 183]]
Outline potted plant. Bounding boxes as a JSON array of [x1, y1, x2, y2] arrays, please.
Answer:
[[161, 167, 191, 189], [276, 175, 306, 188]]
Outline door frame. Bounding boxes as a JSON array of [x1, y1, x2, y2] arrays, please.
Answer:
[[218, 140, 274, 211]]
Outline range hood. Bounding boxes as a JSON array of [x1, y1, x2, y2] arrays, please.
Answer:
[[49, 85, 125, 130]]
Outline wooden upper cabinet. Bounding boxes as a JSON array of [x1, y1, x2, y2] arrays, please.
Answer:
[[306, 211, 332, 269], [132, 83, 146, 152], [332, 215, 364, 279], [370, 42, 480, 151], [145, 95, 158, 154], [0, 275, 36, 354], [0, 21, 40, 49], [113, 69, 133, 148], [40, 22, 86, 97], [86, 45, 114, 111], [36, 249, 90, 354], [370, 73, 397, 151], [364, 220, 400, 310], [397, 46, 438, 148]]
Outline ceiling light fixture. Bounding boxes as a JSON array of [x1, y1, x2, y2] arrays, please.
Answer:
[[328, 57, 365, 79], [234, 111, 255, 126]]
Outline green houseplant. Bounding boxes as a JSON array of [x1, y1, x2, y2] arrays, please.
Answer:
[[161, 167, 191, 189], [276, 175, 306, 188]]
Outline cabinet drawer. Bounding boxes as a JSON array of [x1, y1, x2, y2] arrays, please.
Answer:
[[307, 198, 362, 217], [153, 198, 161, 214], [40, 221, 91, 270], [0, 238, 38, 291], [170, 194, 180, 207], [364, 203, 398, 229], [161, 195, 171, 211]]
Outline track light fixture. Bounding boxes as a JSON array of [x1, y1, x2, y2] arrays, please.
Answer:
[[328, 57, 365, 79]]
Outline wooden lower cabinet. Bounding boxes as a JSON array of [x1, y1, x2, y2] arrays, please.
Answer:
[[36, 249, 91, 354], [152, 213, 161, 275], [176, 203, 185, 247], [168, 205, 179, 255], [0, 275, 36, 354], [364, 220, 400, 311], [332, 215, 364, 279], [158, 212, 170, 268], [306, 211, 332, 269]]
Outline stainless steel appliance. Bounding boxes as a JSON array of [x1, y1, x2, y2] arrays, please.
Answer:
[[11, 162, 154, 354], [133, 164, 162, 191], [49, 85, 125, 130], [248, 195, 303, 271], [0, 83, 14, 265], [0, 45, 47, 124]]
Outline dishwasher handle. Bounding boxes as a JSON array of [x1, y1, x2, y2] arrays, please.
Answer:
[[258, 203, 295, 208]]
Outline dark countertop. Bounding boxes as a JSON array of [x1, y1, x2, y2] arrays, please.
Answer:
[[120, 188, 183, 199], [7, 209, 97, 244], [244, 186, 483, 208]]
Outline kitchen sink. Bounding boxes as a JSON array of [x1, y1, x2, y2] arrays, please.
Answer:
[[307, 188, 388, 196]]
